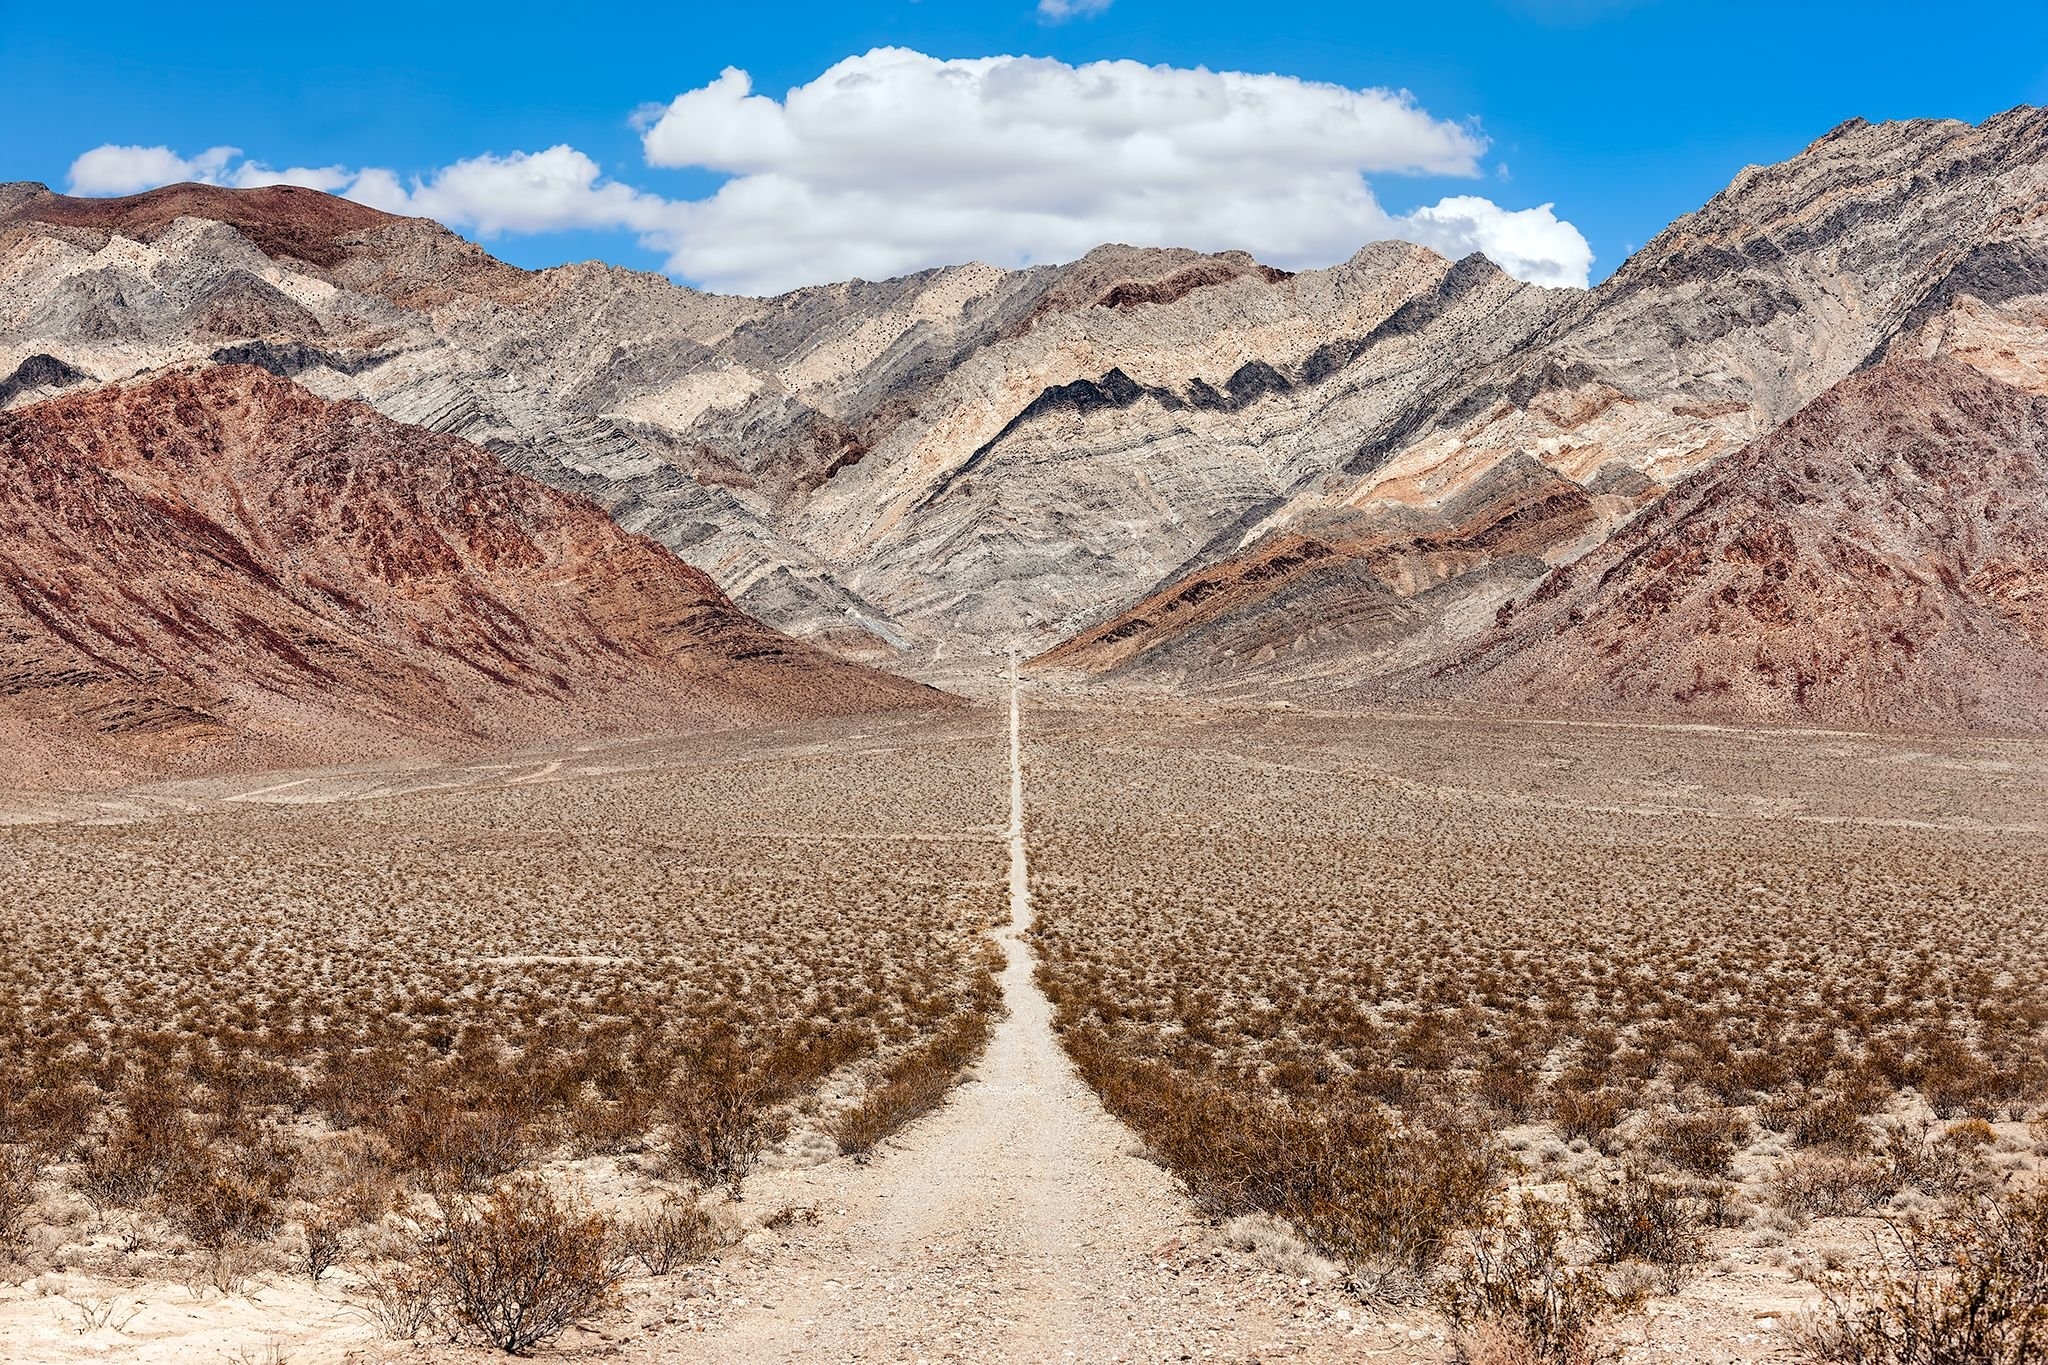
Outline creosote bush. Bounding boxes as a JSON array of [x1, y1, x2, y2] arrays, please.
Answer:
[[1791, 1186, 2048, 1364], [1435, 1194, 1646, 1365], [835, 954, 1001, 1158], [1573, 1164, 1717, 1289], [421, 1177, 627, 1355], [0, 723, 1007, 1268], [1645, 1110, 1750, 1179], [1026, 710, 2048, 1322], [621, 1193, 732, 1275], [1772, 1154, 1897, 1221], [660, 1026, 772, 1196], [359, 1261, 441, 1342], [299, 1212, 348, 1285], [0, 1144, 37, 1252], [1065, 1028, 1495, 1296]]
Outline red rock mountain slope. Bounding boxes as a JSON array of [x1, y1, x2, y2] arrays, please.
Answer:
[[0, 181, 396, 270], [0, 365, 939, 785], [1414, 359, 2048, 731]]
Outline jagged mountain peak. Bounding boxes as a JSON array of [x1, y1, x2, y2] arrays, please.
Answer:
[[8, 105, 2048, 722], [1412, 356, 2048, 730]]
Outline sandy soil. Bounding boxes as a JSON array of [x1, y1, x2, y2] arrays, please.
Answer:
[[596, 667, 1414, 1363], [4, 696, 2041, 1362]]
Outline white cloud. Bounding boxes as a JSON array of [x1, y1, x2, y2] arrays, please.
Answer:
[[635, 50, 1590, 293], [344, 147, 675, 237], [643, 51, 1487, 185], [61, 49, 1595, 295], [65, 142, 668, 243], [1398, 196, 1593, 289], [66, 144, 352, 196], [1038, 0, 1113, 19]]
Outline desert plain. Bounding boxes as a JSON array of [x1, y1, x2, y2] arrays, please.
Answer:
[[0, 687, 2041, 1363]]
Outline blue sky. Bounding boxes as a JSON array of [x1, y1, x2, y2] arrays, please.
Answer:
[[5, 1, 2044, 292]]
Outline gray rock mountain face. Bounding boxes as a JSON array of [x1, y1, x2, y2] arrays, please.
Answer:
[[1045, 108, 2048, 688], [5, 107, 2046, 687]]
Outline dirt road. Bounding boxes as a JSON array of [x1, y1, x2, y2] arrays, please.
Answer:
[[651, 672, 1402, 1363]]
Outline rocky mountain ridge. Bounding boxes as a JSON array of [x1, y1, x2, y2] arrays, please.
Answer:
[[7, 104, 2048, 728], [0, 365, 935, 785], [1040, 109, 2048, 705], [1410, 357, 2048, 729]]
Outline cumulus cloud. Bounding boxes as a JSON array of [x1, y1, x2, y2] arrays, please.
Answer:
[[66, 142, 670, 243], [67, 144, 352, 196], [63, 49, 1595, 295], [636, 50, 1588, 293], [642, 51, 1487, 185], [345, 147, 675, 237], [1397, 196, 1593, 289]]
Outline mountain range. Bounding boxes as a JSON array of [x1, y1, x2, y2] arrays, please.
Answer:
[[4, 104, 2047, 771]]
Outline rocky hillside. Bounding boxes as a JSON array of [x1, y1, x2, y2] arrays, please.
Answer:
[[2, 178, 1552, 660], [5, 106, 2046, 727], [0, 365, 936, 785], [1040, 108, 2048, 700], [1408, 358, 2048, 730]]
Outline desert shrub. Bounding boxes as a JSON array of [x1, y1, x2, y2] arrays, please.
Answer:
[[74, 1107, 208, 1211], [0, 733, 1006, 1296], [1290, 1105, 1499, 1296], [1793, 1094, 1873, 1152], [300, 1212, 348, 1285], [1435, 1194, 1646, 1365], [1644, 1110, 1750, 1178], [661, 1027, 771, 1196], [1476, 1065, 1540, 1123], [293, 1131, 397, 1222], [562, 1087, 656, 1159], [834, 1003, 994, 1158], [422, 1177, 626, 1355], [1066, 1031, 1495, 1296], [358, 1261, 442, 1341], [1553, 1089, 1627, 1146], [164, 1157, 286, 1251], [385, 1099, 528, 1192], [1872, 1119, 1988, 1198], [1791, 1187, 2048, 1364], [0, 1066, 95, 1157], [0, 1144, 37, 1250], [1759, 1090, 1808, 1135], [1920, 1052, 2002, 1121], [1941, 1118, 1995, 1152], [621, 1194, 731, 1275], [1771, 1153, 1897, 1221], [159, 1127, 295, 1250], [1573, 1164, 1716, 1288]]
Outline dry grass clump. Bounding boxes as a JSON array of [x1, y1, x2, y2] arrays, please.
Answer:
[[1025, 707, 2048, 1299], [1436, 1195, 1647, 1365], [415, 1177, 627, 1354], [1791, 1185, 2048, 1363], [834, 944, 1002, 1158], [0, 719, 1007, 1284]]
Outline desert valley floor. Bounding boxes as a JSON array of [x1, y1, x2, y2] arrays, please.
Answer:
[[0, 690, 2044, 1363]]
